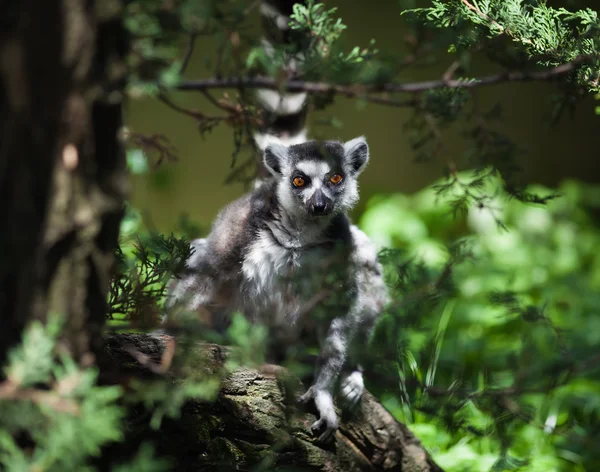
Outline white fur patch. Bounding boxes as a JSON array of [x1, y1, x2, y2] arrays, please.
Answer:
[[260, 3, 290, 30], [241, 229, 300, 324], [343, 136, 370, 176], [296, 160, 331, 177], [256, 89, 307, 116], [301, 185, 333, 205], [254, 129, 308, 151], [265, 142, 288, 163], [350, 224, 390, 312], [340, 370, 364, 407], [242, 230, 292, 292], [296, 161, 329, 203], [350, 225, 378, 264], [313, 389, 337, 430], [343, 136, 367, 156]]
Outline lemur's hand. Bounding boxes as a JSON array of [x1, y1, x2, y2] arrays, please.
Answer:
[[340, 370, 364, 408], [298, 386, 338, 442]]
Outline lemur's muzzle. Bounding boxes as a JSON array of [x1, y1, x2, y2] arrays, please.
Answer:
[[308, 189, 333, 216]]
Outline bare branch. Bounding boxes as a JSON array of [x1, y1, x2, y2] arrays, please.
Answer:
[[177, 56, 592, 99]]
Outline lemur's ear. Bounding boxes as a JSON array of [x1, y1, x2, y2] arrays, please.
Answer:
[[343, 136, 369, 175], [263, 143, 289, 175]]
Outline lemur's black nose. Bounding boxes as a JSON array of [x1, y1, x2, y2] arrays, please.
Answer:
[[312, 202, 327, 214], [309, 189, 332, 215]]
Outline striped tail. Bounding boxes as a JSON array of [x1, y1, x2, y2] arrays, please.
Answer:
[[254, 0, 309, 153]]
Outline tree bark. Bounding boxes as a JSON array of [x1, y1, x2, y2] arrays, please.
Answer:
[[104, 333, 444, 472], [0, 0, 127, 366]]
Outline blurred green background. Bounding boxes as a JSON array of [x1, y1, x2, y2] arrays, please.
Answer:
[[127, 0, 600, 232]]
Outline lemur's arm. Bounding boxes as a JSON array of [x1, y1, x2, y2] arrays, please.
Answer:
[[340, 226, 389, 404], [300, 225, 389, 441]]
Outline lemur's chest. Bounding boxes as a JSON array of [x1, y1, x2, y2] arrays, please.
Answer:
[[241, 230, 327, 291], [240, 229, 345, 323]]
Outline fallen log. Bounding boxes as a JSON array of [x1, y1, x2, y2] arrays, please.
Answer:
[[103, 333, 443, 472]]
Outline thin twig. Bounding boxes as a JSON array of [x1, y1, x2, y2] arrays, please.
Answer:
[[442, 60, 462, 82], [200, 90, 241, 114], [157, 94, 206, 120], [0, 381, 80, 415], [461, 0, 504, 32], [180, 33, 198, 75], [201, 90, 225, 109]]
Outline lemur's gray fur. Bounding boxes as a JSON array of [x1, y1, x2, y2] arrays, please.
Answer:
[[166, 137, 389, 440]]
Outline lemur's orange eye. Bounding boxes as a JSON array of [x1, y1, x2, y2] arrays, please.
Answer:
[[293, 176, 305, 187], [330, 173, 343, 185]]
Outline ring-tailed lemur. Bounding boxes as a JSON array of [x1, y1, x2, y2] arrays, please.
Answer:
[[166, 1, 389, 441]]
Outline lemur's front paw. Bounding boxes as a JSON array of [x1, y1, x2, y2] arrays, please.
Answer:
[[310, 414, 338, 442], [298, 387, 339, 441], [311, 390, 339, 442], [340, 370, 364, 408]]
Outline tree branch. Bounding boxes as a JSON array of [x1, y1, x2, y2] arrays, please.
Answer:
[[176, 56, 591, 100]]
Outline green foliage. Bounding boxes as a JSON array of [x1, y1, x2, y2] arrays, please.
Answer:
[[0, 316, 226, 471], [361, 177, 600, 471], [394, 0, 600, 207], [108, 204, 193, 327], [224, 313, 268, 371], [126, 149, 150, 175], [246, 0, 379, 86], [124, 0, 183, 96], [0, 317, 124, 471], [406, 0, 600, 92], [289, 1, 347, 53], [124, 0, 251, 96]]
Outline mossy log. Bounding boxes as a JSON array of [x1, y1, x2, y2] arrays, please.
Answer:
[[103, 333, 443, 472]]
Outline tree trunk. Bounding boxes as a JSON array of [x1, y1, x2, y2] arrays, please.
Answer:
[[104, 333, 444, 472], [0, 0, 127, 366]]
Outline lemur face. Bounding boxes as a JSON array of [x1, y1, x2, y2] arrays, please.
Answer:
[[263, 137, 370, 219]]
